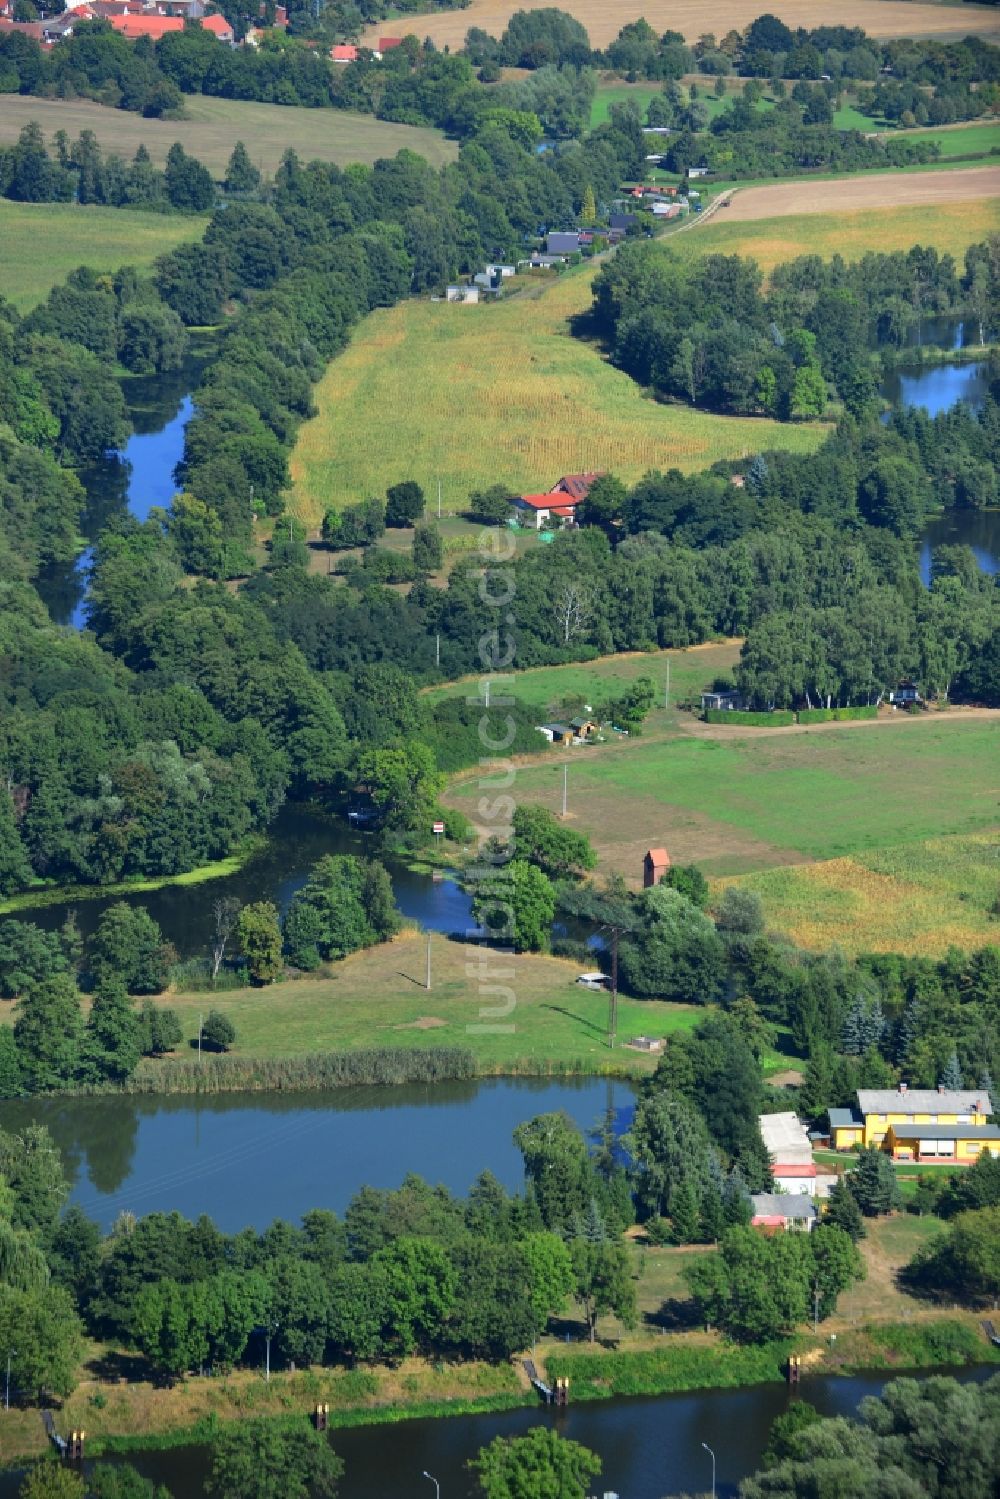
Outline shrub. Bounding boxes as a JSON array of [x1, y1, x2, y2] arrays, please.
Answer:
[[704, 710, 795, 727], [201, 1010, 236, 1052]]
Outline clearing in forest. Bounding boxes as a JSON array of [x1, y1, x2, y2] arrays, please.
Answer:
[[362, 0, 1000, 52]]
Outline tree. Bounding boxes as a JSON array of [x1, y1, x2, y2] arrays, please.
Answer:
[[824, 1175, 865, 1241], [353, 743, 444, 832], [412, 522, 443, 573], [470, 1429, 601, 1499], [209, 897, 241, 982], [570, 1239, 637, 1342], [626, 1090, 713, 1222], [13, 975, 82, 1093], [554, 581, 592, 645], [18, 1467, 83, 1499], [660, 864, 709, 908], [468, 485, 516, 525], [91, 904, 170, 994], [201, 1010, 236, 1052], [940, 1049, 964, 1090], [0, 793, 30, 896], [514, 1113, 593, 1235], [236, 902, 283, 985], [512, 804, 595, 880], [472, 859, 555, 953], [618, 885, 727, 1004], [849, 1145, 902, 1217], [205, 1419, 343, 1499], [224, 140, 260, 196], [86, 1465, 173, 1499], [283, 856, 399, 969], [85, 977, 142, 1084], [138, 1001, 183, 1057], [0, 1284, 83, 1401], [520, 1231, 575, 1335], [580, 183, 597, 226], [164, 142, 215, 212], [385, 481, 425, 528]]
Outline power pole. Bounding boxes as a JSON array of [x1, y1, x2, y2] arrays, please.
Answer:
[[426, 931, 432, 991], [484, 680, 490, 708], [437, 477, 442, 519], [608, 927, 619, 1049], [198, 1012, 203, 1062], [435, 633, 440, 668], [665, 658, 670, 710], [561, 763, 568, 818]]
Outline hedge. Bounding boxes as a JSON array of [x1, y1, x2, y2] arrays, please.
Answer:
[[704, 709, 795, 727], [796, 706, 878, 724]]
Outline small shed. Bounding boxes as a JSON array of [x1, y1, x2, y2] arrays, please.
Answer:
[[445, 285, 479, 304], [540, 723, 574, 744], [570, 716, 598, 738], [643, 848, 670, 888]]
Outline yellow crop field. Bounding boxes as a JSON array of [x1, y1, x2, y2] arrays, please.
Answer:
[[720, 833, 1000, 956], [289, 265, 827, 521], [362, 0, 1000, 51]]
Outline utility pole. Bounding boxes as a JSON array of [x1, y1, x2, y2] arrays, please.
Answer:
[[665, 658, 670, 710], [608, 927, 619, 1049], [4, 1349, 14, 1412], [264, 1323, 278, 1384], [435, 633, 440, 668], [437, 477, 442, 520], [561, 763, 568, 818], [426, 931, 432, 992], [197, 1012, 203, 1062], [484, 679, 490, 708]]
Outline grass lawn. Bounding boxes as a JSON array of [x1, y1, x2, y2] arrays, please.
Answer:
[[591, 82, 661, 127], [723, 832, 1000, 956], [424, 641, 741, 716], [149, 930, 702, 1074], [444, 716, 1000, 884], [287, 262, 827, 523], [902, 121, 1000, 158], [833, 102, 881, 131], [0, 199, 207, 313], [0, 94, 456, 178], [832, 1213, 944, 1327]]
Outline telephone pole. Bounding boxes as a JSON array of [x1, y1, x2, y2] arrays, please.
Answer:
[[435, 633, 440, 668], [665, 658, 670, 710], [561, 763, 568, 818], [197, 1012, 203, 1062], [426, 931, 432, 991], [437, 477, 442, 519]]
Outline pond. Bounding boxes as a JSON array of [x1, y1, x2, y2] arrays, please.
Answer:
[[0, 1077, 634, 1232], [920, 507, 1000, 585], [1, 1367, 992, 1498], [9, 803, 478, 957], [882, 359, 989, 419]]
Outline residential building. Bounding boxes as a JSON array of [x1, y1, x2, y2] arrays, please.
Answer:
[[829, 1085, 994, 1153], [512, 493, 574, 529], [107, 11, 234, 40], [643, 848, 670, 887], [883, 1123, 1000, 1163], [751, 1194, 819, 1231], [546, 231, 581, 255], [759, 1112, 813, 1165], [445, 285, 479, 304], [330, 43, 358, 61], [701, 690, 745, 712]]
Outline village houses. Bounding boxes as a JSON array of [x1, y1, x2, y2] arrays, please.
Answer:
[[829, 1084, 998, 1163]]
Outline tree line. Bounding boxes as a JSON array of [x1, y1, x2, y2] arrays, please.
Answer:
[[0, 122, 216, 211]]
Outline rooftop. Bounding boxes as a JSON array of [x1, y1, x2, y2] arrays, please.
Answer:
[[828, 1107, 862, 1129], [858, 1089, 993, 1115], [888, 1124, 1000, 1142], [751, 1194, 818, 1220], [771, 1163, 817, 1178], [759, 1112, 813, 1162]]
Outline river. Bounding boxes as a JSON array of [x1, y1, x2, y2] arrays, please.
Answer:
[[0, 1367, 993, 1498], [0, 1077, 633, 1232]]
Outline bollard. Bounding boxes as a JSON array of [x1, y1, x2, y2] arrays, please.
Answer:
[[314, 1403, 329, 1432], [66, 1430, 85, 1462], [787, 1355, 800, 1386]]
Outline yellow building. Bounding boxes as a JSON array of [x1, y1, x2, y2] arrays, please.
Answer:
[[884, 1123, 1000, 1163], [829, 1086, 993, 1154]]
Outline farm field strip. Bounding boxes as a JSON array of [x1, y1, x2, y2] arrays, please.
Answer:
[[361, 0, 1000, 51], [718, 165, 1000, 221], [0, 94, 457, 176], [0, 199, 208, 312]]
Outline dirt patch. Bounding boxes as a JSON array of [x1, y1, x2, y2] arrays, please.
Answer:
[[724, 167, 1000, 222], [363, 0, 1000, 51], [393, 1015, 447, 1030], [769, 1069, 805, 1087]]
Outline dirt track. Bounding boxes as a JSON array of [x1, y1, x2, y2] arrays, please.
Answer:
[[722, 166, 1000, 221]]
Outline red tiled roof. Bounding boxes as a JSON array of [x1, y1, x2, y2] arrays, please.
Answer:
[[772, 1163, 817, 1177], [517, 494, 560, 510], [200, 14, 232, 36], [330, 43, 357, 58], [552, 472, 602, 502], [646, 848, 669, 863], [108, 11, 231, 37], [379, 35, 402, 47], [550, 506, 575, 518]]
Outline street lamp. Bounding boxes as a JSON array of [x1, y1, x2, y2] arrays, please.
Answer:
[[701, 1442, 716, 1499], [422, 1473, 440, 1499], [5, 1349, 16, 1412]]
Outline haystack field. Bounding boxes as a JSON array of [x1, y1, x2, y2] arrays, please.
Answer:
[[363, 0, 1000, 51]]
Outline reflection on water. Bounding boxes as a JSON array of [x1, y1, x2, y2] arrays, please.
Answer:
[[34, 355, 206, 628], [0, 1077, 634, 1231], [920, 508, 1000, 585], [881, 360, 988, 418]]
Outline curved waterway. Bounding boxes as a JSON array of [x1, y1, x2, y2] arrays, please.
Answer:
[[0, 1077, 634, 1232], [0, 1368, 993, 1498]]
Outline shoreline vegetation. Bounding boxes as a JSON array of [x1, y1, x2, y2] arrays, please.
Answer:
[[1, 1316, 995, 1468], [0, 837, 267, 917]]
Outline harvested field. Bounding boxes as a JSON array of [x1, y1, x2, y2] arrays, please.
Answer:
[[362, 0, 1000, 51], [722, 166, 1000, 221], [0, 95, 456, 177]]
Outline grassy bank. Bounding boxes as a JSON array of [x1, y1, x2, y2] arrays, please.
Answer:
[[0, 199, 207, 313], [0, 838, 265, 917]]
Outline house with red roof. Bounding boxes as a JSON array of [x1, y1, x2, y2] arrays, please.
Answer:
[[379, 35, 402, 49], [330, 43, 358, 61], [510, 473, 603, 531], [107, 11, 233, 41]]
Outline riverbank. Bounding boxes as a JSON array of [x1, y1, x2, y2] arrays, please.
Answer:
[[0, 838, 267, 917], [2, 1314, 995, 1467]]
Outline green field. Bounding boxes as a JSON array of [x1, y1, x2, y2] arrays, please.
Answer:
[[902, 121, 1000, 158], [288, 261, 827, 522], [0, 199, 208, 312], [591, 82, 661, 126], [444, 715, 1000, 889], [0, 94, 457, 178], [139, 930, 702, 1074], [426, 641, 740, 715]]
